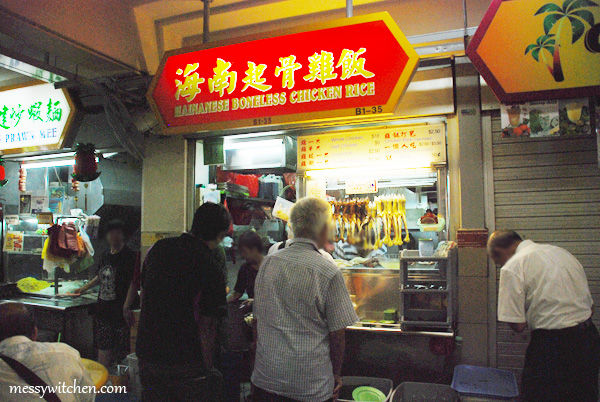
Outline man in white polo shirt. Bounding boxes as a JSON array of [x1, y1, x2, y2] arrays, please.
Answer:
[[488, 230, 599, 402]]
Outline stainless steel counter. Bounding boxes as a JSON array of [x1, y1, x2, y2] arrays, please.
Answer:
[[347, 324, 454, 337], [1, 280, 98, 311], [1, 281, 98, 356], [3, 294, 97, 311]]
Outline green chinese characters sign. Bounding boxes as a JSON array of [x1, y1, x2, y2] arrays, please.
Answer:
[[0, 83, 74, 154]]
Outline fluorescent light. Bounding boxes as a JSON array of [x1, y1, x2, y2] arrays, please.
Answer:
[[220, 131, 285, 141], [20, 152, 76, 162], [306, 167, 436, 180], [18, 150, 119, 162], [22, 160, 75, 169], [21, 157, 99, 170], [224, 138, 283, 151], [408, 77, 453, 92]]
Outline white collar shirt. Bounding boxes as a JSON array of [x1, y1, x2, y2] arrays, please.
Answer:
[[498, 240, 593, 330]]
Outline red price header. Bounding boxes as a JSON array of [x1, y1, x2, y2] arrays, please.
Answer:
[[148, 12, 419, 134]]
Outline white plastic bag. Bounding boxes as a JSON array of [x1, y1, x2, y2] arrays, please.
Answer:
[[272, 197, 294, 222]]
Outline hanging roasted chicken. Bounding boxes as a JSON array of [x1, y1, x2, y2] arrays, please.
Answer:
[[329, 194, 409, 249]]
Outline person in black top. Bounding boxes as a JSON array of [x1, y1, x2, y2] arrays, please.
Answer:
[[227, 230, 264, 305], [136, 203, 231, 402], [75, 219, 136, 368]]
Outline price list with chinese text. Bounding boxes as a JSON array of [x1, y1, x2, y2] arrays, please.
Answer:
[[297, 123, 445, 172]]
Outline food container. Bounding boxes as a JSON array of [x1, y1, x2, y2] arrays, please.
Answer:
[[417, 216, 446, 232], [418, 239, 434, 257], [126, 353, 142, 400], [451, 365, 518, 401], [379, 253, 400, 270], [108, 365, 129, 387], [383, 309, 398, 322]]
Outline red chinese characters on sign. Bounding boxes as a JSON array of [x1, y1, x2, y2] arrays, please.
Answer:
[[149, 12, 419, 133]]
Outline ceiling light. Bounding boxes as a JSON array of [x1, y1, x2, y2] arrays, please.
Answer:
[[21, 159, 75, 169]]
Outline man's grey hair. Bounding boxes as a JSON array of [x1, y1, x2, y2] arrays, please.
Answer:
[[488, 230, 523, 251], [289, 197, 332, 240]]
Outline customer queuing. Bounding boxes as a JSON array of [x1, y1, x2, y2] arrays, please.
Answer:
[[136, 202, 231, 402], [252, 197, 358, 402]]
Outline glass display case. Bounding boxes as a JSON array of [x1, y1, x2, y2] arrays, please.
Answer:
[[3, 214, 51, 282], [2, 214, 95, 282], [342, 267, 400, 329], [3, 163, 106, 283], [399, 247, 457, 331], [294, 122, 451, 333], [297, 165, 449, 332]]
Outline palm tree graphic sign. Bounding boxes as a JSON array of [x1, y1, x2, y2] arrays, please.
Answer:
[[527, 0, 599, 82]]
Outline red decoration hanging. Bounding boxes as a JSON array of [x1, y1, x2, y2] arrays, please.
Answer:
[[0, 158, 7, 187], [72, 143, 101, 182], [71, 178, 80, 192], [18, 167, 26, 192]]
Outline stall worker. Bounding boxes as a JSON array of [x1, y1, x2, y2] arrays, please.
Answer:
[[489, 230, 599, 402], [252, 197, 358, 402], [227, 230, 264, 306], [136, 203, 230, 402], [75, 219, 136, 369], [0, 302, 95, 402]]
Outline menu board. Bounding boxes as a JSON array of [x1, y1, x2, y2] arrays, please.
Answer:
[[297, 123, 446, 172]]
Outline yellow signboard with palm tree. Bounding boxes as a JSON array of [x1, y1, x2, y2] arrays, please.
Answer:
[[468, 0, 600, 103]]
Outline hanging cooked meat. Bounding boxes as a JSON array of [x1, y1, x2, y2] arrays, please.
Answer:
[[330, 194, 409, 248]]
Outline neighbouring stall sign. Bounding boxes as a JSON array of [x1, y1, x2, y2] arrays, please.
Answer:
[[149, 12, 419, 133], [0, 83, 74, 154], [467, 0, 600, 103], [297, 123, 446, 172]]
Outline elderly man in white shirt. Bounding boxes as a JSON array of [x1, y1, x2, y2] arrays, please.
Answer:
[[0, 302, 95, 402], [489, 230, 600, 402], [252, 197, 358, 402]]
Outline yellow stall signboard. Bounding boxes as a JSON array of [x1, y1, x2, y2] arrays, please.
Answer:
[[297, 123, 445, 172], [467, 0, 600, 103]]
